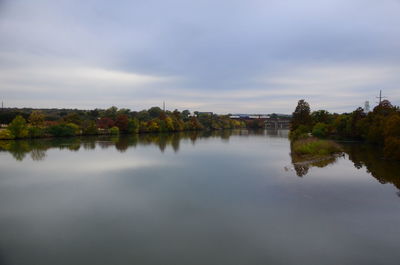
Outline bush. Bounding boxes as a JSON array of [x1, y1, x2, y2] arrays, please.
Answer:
[[312, 123, 328, 138], [0, 129, 15, 140], [28, 126, 45, 138], [109, 126, 120, 135], [289, 125, 309, 141], [47, 124, 79, 137], [66, 123, 80, 135], [81, 120, 98, 135]]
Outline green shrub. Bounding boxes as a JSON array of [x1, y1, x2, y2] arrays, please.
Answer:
[[28, 126, 45, 138], [47, 124, 78, 137], [66, 123, 80, 135], [8, 115, 29, 138], [0, 129, 15, 140], [289, 125, 310, 141], [109, 126, 120, 135], [312, 123, 328, 138]]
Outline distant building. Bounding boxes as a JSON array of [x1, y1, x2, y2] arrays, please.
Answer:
[[196, 112, 213, 116], [364, 101, 370, 113]]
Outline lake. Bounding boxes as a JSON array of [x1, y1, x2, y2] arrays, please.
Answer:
[[0, 130, 399, 265]]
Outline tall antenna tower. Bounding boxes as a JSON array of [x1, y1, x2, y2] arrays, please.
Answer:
[[376, 90, 386, 104], [163, 101, 165, 112]]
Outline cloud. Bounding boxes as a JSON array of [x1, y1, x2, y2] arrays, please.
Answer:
[[0, 0, 400, 112]]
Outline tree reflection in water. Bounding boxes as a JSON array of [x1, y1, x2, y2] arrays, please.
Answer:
[[2, 131, 399, 196], [0, 130, 244, 162], [289, 142, 400, 196], [290, 152, 341, 177]]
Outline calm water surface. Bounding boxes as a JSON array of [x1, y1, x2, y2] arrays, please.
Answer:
[[0, 130, 399, 265]]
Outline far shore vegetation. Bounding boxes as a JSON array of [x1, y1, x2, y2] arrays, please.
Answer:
[[289, 99, 400, 161], [0, 106, 253, 140]]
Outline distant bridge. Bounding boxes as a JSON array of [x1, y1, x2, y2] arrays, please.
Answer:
[[265, 118, 291, 129], [229, 114, 291, 129]]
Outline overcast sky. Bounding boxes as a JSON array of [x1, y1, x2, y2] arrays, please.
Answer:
[[0, 0, 399, 113]]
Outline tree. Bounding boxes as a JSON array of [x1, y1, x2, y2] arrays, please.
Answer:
[[383, 113, 400, 138], [384, 137, 400, 160], [172, 109, 181, 119], [373, 100, 396, 116], [148, 107, 163, 119], [28, 110, 45, 126], [109, 126, 120, 135], [8, 115, 28, 138], [311, 110, 332, 125], [347, 107, 366, 138], [46, 124, 78, 137], [115, 114, 129, 132], [81, 120, 98, 135], [137, 110, 150, 121], [291, 99, 311, 131], [172, 117, 184, 131], [103, 106, 118, 119], [0, 129, 14, 139], [127, 118, 139, 134], [186, 116, 203, 130], [181, 110, 191, 121], [117, 108, 131, 115], [312, 123, 328, 138], [97, 117, 115, 129], [164, 117, 175, 131], [63, 112, 82, 125]]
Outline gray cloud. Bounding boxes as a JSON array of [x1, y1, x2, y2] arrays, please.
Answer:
[[0, 0, 399, 113]]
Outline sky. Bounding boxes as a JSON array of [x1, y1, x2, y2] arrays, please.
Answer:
[[0, 0, 399, 114]]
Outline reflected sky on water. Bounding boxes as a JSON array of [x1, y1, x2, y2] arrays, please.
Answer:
[[0, 130, 399, 265]]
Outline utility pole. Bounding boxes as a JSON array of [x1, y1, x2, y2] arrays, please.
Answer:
[[376, 90, 386, 105]]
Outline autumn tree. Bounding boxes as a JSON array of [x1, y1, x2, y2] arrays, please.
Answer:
[[97, 117, 115, 129], [115, 114, 129, 132], [28, 110, 45, 126]]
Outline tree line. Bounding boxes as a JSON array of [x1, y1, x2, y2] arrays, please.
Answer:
[[290, 99, 400, 160], [0, 106, 246, 140]]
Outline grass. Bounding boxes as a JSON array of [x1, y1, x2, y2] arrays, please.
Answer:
[[292, 137, 342, 157]]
